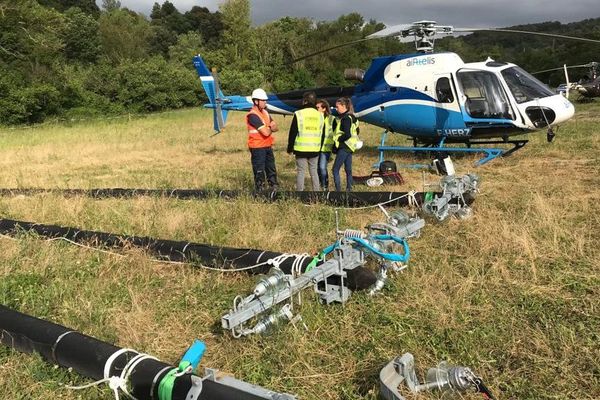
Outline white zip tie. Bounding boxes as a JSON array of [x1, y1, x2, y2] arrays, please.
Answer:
[[51, 330, 75, 363], [120, 353, 159, 398], [150, 366, 172, 400], [104, 348, 137, 380]]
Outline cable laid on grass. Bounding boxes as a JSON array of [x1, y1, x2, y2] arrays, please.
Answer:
[[0, 187, 442, 207], [0, 218, 377, 290], [0, 305, 296, 400]]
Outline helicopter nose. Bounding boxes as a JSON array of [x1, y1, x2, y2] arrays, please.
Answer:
[[524, 95, 575, 127], [552, 96, 575, 124]]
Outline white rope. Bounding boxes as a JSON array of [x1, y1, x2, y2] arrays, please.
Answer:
[[5, 225, 317, 274], [46, 237, 127, 258], [316, 193, 411, 211], [13, 234, 278, 272], [67, 348, 158, 400], [66, 376, 122, 400], [104, 348, 136, 381], [407, 190, 419, 208]]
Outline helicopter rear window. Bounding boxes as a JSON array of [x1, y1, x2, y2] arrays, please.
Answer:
[[457, 70, 513, 119], [501, 66, 554, 103]]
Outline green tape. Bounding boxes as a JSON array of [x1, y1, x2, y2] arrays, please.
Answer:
[[158, 361, 192, 400], [305, 252, 324, 272]]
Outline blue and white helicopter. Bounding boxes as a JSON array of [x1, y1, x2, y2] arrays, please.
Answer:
[[193, 21, 599, 166]]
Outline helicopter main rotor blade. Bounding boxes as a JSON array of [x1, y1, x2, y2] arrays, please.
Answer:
[[289, 37, 375, 64], [365, 24, 416, 39], [453, 28, 600, 44], [532, 64, 593, 74], [290, 23, 600, 64]]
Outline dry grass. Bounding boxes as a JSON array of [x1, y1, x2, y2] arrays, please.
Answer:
[[0, 104, 599, 399]]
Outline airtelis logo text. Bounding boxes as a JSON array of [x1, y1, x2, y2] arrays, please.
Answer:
[[406, 57, 436, 67]]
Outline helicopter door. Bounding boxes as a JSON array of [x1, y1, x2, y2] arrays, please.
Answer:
[[456, 70, 513, 120], [433, 74, 467, 138]]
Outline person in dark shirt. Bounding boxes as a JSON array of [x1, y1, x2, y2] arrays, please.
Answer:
[[287, 91, 324, 191], [332, 97, 360, 191]]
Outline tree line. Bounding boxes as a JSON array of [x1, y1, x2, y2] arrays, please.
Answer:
[[0, 0, 598, 125]]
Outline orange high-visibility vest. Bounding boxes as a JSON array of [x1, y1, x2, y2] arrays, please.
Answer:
[[246, 107, 274, 149]]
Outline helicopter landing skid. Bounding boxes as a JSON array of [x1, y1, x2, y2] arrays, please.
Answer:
[[374, 131, 527, 169], [465, 138, 529, 157]]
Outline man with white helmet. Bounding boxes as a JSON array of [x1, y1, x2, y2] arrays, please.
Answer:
[[246, 88, 279, 190]]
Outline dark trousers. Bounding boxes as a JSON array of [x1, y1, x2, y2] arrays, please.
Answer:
[[332, 148, 353, 191], [250, 147, 278, 190]]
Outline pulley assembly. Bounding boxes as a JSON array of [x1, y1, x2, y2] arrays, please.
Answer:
[[380, 352, 496, 400], [222, 209, 425, 337]]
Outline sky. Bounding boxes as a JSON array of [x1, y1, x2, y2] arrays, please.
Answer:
[[107, 0, 600, 28]]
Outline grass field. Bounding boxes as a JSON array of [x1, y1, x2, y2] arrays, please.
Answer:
[[0, 103, 598, 400]]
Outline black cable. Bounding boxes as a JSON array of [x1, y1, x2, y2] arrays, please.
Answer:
[[0, 218, 377, 290]]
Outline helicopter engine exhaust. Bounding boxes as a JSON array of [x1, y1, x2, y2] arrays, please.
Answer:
[[344, 68, 365, 82]]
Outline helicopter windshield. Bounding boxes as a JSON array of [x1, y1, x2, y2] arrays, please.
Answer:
[[457, 70, 513, 119], [501, 66, 555, 103]]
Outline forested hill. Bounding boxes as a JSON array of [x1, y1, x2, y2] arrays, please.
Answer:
[[1, 0, 598, 125]]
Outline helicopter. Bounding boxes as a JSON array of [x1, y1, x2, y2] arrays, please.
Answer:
[[193, 21, 600, 166], [533, 62, 600, 100]]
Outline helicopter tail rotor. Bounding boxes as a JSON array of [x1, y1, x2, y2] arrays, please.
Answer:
[[192, 55, 229, 133]]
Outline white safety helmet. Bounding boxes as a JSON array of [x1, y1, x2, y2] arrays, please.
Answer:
[[251, 88, 268, 100], [366, 177, 384, 187]]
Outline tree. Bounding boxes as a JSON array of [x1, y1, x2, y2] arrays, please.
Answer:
[[64, 7, 101, 63], [168, 32, 203, 68], [37, 0, 100, 15], [184, 6, 223, 48], [98, 9, 151, 62], [150, 1, 189, 34], [254, 17, 314, 90], [219, 0, 257, 67], [101, 0, 121, 12], [0, 0, 66, 69]]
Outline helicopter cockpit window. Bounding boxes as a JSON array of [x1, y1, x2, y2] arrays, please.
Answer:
[[501, 66, 555, 104], [457, 70, 513, 120], [436, 77, 454, 103]]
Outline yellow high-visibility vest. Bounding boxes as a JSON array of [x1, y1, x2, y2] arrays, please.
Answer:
[[293, 108, 324, 153], [320, 115, 335, 152], [333, 115, 360, 152]]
